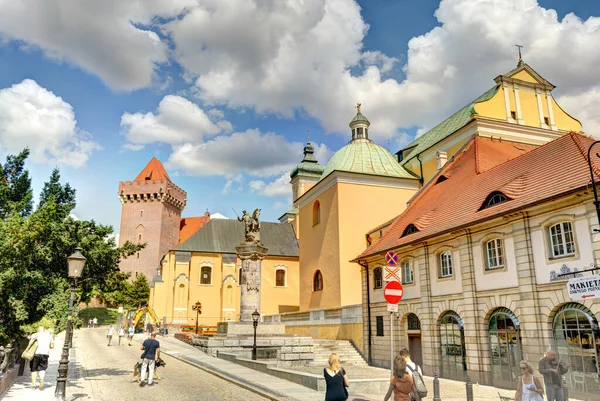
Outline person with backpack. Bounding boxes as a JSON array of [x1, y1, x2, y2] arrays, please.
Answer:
[[385, 356, 417, 401], [399, 348, 427, 400]]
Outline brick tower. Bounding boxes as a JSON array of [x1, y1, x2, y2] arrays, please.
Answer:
[[118, 158, 186, 280]]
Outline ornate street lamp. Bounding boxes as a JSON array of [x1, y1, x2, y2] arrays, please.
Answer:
[[192, 301, 202, 334], [55, 247, 86, 400], [252, 309, 260, 361]]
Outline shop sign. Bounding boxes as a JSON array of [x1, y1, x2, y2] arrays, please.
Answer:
[[567, 274, 600, 300]]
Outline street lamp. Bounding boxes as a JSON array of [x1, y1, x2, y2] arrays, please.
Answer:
[[192, 301, 202, 334], [587, 141, 600, 232], [55, 247, 86, 401], [252, 309, 260, 360]]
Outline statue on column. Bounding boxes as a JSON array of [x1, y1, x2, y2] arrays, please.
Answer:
[[238, 208, 262, 245]]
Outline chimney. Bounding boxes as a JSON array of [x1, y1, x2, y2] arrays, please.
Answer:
[[436, 151, 448, 170]]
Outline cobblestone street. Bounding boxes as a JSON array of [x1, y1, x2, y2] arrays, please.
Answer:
[[2, 327, 266, 401]]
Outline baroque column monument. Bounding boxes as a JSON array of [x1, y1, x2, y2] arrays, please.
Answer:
[[235, 209, 268, 322]]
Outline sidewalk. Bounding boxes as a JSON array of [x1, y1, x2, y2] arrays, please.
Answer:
[[1, 330, 93, 401], [144, 334, 377, 401]]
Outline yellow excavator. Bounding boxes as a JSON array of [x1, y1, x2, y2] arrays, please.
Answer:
[[125, 305, 162, 333]]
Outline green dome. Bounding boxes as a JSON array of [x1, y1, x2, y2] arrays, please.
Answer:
[[320, 139, 416, 181], [350, 112, 370, 126], [290, 141, 325, 179]]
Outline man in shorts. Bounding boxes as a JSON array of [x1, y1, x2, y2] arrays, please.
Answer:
[[29, 326, 54, 389]]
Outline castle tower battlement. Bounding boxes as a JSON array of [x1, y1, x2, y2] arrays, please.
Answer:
[[118, 179, 187, 210]]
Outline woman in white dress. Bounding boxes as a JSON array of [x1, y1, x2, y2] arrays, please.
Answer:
[[515, 361, 544, 401]]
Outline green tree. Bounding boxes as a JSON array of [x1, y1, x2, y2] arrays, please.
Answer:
[[129, 274, 150, 307], [0, 149, 33, 218]]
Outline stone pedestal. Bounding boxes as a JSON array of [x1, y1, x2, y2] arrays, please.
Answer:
[[236, 242, 268, 322], [217, 321, 285, 336]]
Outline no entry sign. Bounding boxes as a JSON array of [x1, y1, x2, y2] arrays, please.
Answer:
[[385, 251, 399, 266], [384, 281, 403, 304]]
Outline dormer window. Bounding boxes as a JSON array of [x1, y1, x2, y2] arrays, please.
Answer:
[[402, 224, 419, 237], [480, 191, 509, 210]]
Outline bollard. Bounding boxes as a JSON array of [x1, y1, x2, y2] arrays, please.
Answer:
[[433, 368, 442, 401], [562, 375, 569, 401], [466, 375, 474, 401]]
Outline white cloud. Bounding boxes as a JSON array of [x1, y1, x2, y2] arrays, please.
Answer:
[[362, 51, 398, 74], [0, 0, 195, 91], [0, 79, 101, 166], [250, 174, 290, 197], [121, 95, 228, 148], [273, 201, 289, 211], [221, 174, 243, 195], [558, 87, 600, 136]]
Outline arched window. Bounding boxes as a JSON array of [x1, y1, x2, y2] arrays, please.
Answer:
[[136, 252, 140, 259], [480, 191, 509, 210], [553, 303, 600, 394], [227, 285, 233, 305], [200, 266, 212, 285], [177, 283, 185, 304], [373, 267, 383, 289], [486, 239, 505, 270], [140, 210, 144, 217], [275, 268, 286, 287], [439, 311, 466, 380], [488, 308, 522, 387], [439, 251, 453, 278], [313, 270, 323, 291], [402, 224, 419, 237], [313, 201, 321, 226], [549, 222, 576, 257], [407, 313, 421, 330], [138, 233, 142, 241]]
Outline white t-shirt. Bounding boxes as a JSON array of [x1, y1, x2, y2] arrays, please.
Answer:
[[33, 332, 54, 355], [128, 327, 135, 336], [119, 328, 125, 337], [406, 361, 422, 378], [107, 326, 114, 336]]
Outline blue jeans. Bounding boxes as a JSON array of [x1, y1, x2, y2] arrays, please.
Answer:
[[545, 384, 564, 401]]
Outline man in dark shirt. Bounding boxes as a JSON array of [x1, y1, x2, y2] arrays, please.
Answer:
[[139, 332, 160, 387], [539, 350, 569, 401]]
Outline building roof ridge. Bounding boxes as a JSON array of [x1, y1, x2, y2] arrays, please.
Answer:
[[134, 157, 172, 183]]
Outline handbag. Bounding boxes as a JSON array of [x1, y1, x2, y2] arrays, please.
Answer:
[[21, 338, 38, 361]]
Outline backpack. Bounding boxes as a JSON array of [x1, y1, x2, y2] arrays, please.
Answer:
[[21, 338, 38, 361], [407, 364, 427, 398]]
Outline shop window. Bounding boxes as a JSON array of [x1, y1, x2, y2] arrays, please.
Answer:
[[439, 311, 466, 380], [402, 259, 414, 284], [488, 308, 522, 388], [549, 222, 576, 257], [486, 238, 505, 270], [373, 267, 383, 289], [439, 251, 453, 278], [376, 316, 384, 337], [200, 266, 212, 285], [553, 303, 600, 394], [313, 270, 323, 291]]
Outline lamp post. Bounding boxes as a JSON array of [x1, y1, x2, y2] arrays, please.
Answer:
[[587, 141, 600, 232], [192, 301, 202, 334], [55, 247, 86, 401], [252, 309, 260, 360]]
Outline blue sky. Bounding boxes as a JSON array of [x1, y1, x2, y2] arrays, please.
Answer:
[[0, 0, 599, 233]]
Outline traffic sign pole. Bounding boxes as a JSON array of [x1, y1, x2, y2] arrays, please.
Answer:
[[390, 309, 394, 375], [383, 281, 403, 376]]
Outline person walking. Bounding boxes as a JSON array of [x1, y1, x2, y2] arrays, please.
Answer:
[[399, 348, 422, 378], [539, 350, 569, 401], [324, 353, 349, 401], [118, 326, 125, 346], [128, 325, 135, 346], [139, 332, 160, 387], [385, 356, 418, 401], [93, 317, 97, 327], [29, 326, 54, 390], [516, 361, 544, 401], [107, 325, 114, 346]]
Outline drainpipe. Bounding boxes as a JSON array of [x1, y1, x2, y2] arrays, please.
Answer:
[[358, 260, 373, 365], [416, 154, 424, 185]]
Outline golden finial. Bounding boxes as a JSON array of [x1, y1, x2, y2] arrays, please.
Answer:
[[356, 103, 361, 114]]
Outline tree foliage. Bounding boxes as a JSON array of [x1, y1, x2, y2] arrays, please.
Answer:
[[0, 150, 143, 343]]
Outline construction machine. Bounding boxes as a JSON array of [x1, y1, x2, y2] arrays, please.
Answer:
[[125, 305, 162, 333]]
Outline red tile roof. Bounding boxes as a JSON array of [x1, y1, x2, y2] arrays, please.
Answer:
[[357, 133, 600, 260], [179, 213, 210, 244], [134, 157, 171, 182]]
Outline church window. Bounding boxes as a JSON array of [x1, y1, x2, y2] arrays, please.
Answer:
[[544, 117, 550, 126], [138, 233, 142, 241], [373, 267, 383, 289], [135, 270, 139, 278], [486, 239, 505, 270], [200, 266, 212, 285], [402, 224, 419, 237], [357, 127, 363, 138], [275, 268, 286, 287], [549, 222, 575, 257], [313, 201, 321, 226], [480, 191, 509, 210], [439, 251, 453, 278], [313, 270, 323, 291], [376, 316, 384, 336], [136, 252, 140, 259]]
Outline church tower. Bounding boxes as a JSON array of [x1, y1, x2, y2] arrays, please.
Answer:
[[118, 158, 186, 280], [290, 137, 325, 204]]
